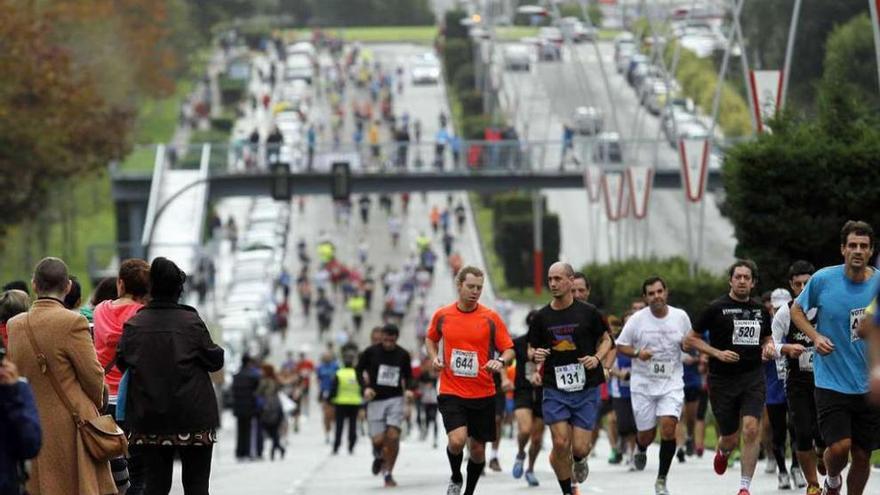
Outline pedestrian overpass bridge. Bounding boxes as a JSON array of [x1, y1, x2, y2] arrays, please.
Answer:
[[105, 139, 725, 275]]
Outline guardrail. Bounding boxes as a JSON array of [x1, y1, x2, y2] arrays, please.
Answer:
[[128, 135, 744, 178]]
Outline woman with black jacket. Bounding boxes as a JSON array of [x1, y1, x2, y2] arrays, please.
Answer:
[[117, 257, 224, 495]]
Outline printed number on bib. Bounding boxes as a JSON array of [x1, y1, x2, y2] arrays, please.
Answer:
[[376, 364, 401, 387], [798, 349, 814, 372], [850, 308, 866, 342], [450, 349, 478, 377], [649, 359, 673, 379], [732, 319, 760, 346], [554, 363, 586, 392]]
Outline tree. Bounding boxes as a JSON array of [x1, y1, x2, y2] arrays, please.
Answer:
[[820, 13, 880, 120], [721, 115, 880, 290], [740, 0, 867, 113], [0, 1, 131, 235]]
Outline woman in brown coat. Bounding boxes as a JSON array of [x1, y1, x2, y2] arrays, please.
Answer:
[[6, 257, 116, 495]]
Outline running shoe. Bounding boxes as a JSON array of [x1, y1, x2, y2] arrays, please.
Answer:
[[524, 471, 539, 487], [778, 472, 792, 490], [489, 458, 502, 472], [806, 484, 821, 495], [572, 484, 581, 495], [695, 445, 704, 458], [573, 456, 590, 483], [686, 438, 695, 457], [821, 478, 841, 495], [713, 450, 729, 475], [790, 466, 806, 488], [384, 474, 397, 488], [633, 451, 647, 471], [655, 477, 670, 495], [737, 490, 750, 495], [608, 449, 623, 464], [676, 448, 686, 463], [512, 452, 525, 479], [446, 480, 462, 495], [371, 456, 383, 476], [765, 458, 777, 474]]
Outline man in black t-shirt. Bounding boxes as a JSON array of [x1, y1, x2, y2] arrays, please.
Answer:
[[529, 262, 612, 495], [511, 314, 545, 486], [356, 324, 413, 487], [685, 260, 775, 495]]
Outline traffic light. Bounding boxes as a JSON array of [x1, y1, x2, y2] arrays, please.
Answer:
[[331, 161, 351, 200]]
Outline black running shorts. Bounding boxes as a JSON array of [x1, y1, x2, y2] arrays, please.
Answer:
[[438, 394, 497, 443], [708, 368, 765, 437]]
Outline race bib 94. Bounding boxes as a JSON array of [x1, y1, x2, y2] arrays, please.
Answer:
[[732, 319, 760, 346], [450, 349, 478, 377], [648, 359, 674, 379]]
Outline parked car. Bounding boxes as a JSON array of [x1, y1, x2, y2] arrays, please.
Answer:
[[538, 26, 563, 44], [558, 17, 596, 42], [503, 44, 531, 71], [571, 106, 604, 135], [410, 52, 440, 84]]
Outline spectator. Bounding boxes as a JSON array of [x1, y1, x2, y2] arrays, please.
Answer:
[[7, 257, 115, 494], [0, 291, 29, 349], [93, 260, 149, 494], [232, 356, 261, 460], [0, 357, 42, 495], [116, 257, 224, 494], [257, 364, 286, 461], [62, 276, 83, 311], [1, 281, 28, 297]]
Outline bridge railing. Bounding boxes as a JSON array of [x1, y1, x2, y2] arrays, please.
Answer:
[[135, 136, 741, 177]]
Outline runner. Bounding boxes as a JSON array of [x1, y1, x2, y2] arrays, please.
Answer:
[[425, 266, 515, 495], [677, 347, 702, 462], [418, 360, 440, 448], [529, 262, 613, 495], [511, 312, 545, 487], [317, 350, 340, 445], [761, 289, 796, 489], [615, 277, 692, 495], [790, 221, 880, 495], [572, 272, 619, 464], [356, 323, 413, 488], [773, 261, 823, 493], [609, 312, 637, 469], [685, 259, 775, 495]]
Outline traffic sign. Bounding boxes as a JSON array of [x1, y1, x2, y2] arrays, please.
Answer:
[[678, 138, 709, 203], [583, 164, 602, 203], [601, 172, 626, 222], [626, 166, 654, 220], [748, 69, 783, 133]]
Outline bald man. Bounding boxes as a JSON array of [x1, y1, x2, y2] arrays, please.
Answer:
[[529, 262, 613, 495]]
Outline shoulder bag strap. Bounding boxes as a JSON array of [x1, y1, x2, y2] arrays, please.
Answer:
[[23, 314, 83, 424]]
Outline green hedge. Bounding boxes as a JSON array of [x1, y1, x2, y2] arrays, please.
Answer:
[[581, 257, 727, 320], [452, 63, 476, 94], [483, 193, 561, 290]]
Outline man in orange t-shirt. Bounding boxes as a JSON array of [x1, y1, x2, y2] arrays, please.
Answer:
[[426, 266, 514, 495]]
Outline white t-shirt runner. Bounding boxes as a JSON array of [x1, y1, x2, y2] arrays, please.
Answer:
[[615, 306, 691, 396]]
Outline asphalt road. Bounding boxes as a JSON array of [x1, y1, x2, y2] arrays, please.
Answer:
[[493, 39, 737, 273]]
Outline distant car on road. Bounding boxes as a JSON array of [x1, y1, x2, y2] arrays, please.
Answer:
[[284, 55, 313, 84], [558, 17, 596, 42], [410, 53, 441, 84], [538, 26, 564, 44], [592, 132, 623, 164], [503, 44, 531, 71], [571, 106, 603, 135]]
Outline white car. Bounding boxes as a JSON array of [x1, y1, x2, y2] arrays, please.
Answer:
[[410, 62, 440, 84], [503, 44, 531, 71], [571, 106, 603, 135]]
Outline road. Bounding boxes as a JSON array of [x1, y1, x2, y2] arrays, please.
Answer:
[[492, 38, 737, 273]]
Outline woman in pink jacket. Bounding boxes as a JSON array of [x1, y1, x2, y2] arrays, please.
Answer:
[[93, 258, 150, 495]]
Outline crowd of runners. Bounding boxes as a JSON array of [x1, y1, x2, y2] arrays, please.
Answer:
[[282, 219, 880, 495]]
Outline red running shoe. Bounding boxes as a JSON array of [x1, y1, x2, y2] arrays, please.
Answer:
[[737, 490, 750, 495], [714, 450, 729, 475]]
